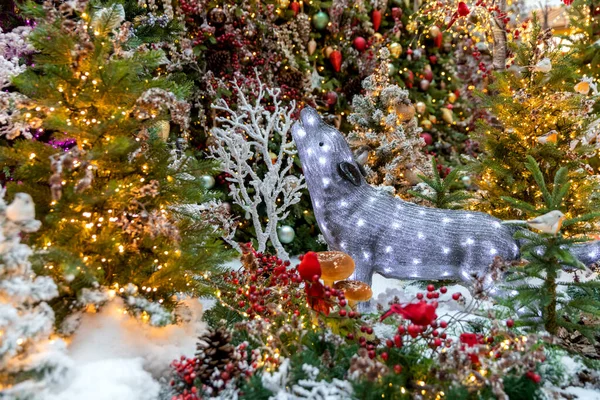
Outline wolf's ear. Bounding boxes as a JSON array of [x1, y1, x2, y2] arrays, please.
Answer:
[[337, 162, 362, 187]]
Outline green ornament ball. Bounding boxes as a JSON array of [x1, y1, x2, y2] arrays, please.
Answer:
[[387, 63, 397, 76], [277, 225, 296, 244], [200, 175, 215, 189], [312, 11, 329, 30]]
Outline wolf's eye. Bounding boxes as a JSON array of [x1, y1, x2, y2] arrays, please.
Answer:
[[319, 142, 324, 147]]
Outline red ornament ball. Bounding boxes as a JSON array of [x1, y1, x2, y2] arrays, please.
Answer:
[[325, 91, 338, 106], [506, 319, 515, 328], [290, 1, 300, 15], [353, 36, 367, 52], [427, 284, 435, 292], [420, 132, 433, 146]]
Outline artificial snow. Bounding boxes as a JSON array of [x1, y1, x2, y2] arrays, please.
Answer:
[[45, 298, 206, 400]]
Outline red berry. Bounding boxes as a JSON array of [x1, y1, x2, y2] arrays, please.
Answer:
[[394, 365, 402, 374], [368, 350, 376, 359], [386, 339, 394, 348], [360, 326, 367, 333], [452, 292, 461, 300], [440, 321, 448, 328], [426, 292, 434, 299], [427, 284, 435, 292], [506, 319, 515, 328], [339, 309, 347, 317], [339, 299, 347, 307], [440, 286, 447, 294], [394, 334, 402, 348], [381, 352, 389, 361], [397, 326, 406, 334], [434, 338, 442, 347], [366, 327, 373, 335], [349, 311, 356, 318], [417, 293, 424, 300], [347, 333, 355, 340]]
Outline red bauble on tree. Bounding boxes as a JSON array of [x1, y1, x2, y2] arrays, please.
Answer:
[[290, 1, 300, 15], [422, 67, 434, 82], [405, 70, 414, 88], [325, 91, 338, 106], [434, 32, 443, 48], [372, 9, 382, 31], [329, 50, 342, 72], [353, 36, 367, 52], [420, 132, 433, 145]]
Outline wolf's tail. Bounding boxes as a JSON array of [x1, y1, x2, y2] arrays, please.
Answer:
[[570, 240, 600, 266]]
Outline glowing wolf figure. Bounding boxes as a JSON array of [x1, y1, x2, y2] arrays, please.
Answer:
[[291, 107, 600, 288]]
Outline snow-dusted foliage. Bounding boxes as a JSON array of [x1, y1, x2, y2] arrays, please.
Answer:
[[0, 26, 34, 139], [347, 48, 431, 194], [0, 189, 71, 397], [262, 358, 354, 400], [208, 74, 306, 260]]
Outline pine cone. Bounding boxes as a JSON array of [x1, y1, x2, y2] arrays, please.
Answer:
[[343, 76, 363, 101], [294, 13, 311, 44], [205, 50, 230, 75], [195, 327, 236, 382], [278, 68, 305, 90]]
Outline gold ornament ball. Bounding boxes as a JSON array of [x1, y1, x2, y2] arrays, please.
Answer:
[[448, 92, 457, 103], [421, 119, 433, 129], [389, 42, 403, 58], [373, 33, 384, 43], [429, 25, 441, 38], [428, 115, 437, 124], [395, 103, 415, 122], [279, 0, 290, 8], [415, 101, 426, 114]]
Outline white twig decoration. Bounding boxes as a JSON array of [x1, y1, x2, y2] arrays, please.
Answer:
[[208, 75, 306, 260]]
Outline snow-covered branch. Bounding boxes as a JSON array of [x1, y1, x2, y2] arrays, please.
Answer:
[[208, 74, 305, 260], [0, 189, 71, 397]]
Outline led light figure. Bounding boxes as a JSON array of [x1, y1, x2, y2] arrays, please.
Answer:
[[291, 107, 600, 288]]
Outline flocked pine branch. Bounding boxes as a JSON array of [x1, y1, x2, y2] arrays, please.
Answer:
[[408, 158, 471, 209], [0, 189, 71, 397], [208, 73, 306, 260]]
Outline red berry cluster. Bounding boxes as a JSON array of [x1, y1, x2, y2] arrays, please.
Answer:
[[169, 356, 201, 400], [221, 250, 302, 321], [169, 342, 258, 400]]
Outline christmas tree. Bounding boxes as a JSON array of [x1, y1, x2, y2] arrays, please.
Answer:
[[567, 0, 600, 112], [473, 19, 600, 235], [0, 190, 71, 397], [0, 0, 231, 325], [138, 0, 474, 254], [346, 49, 432, 195]]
